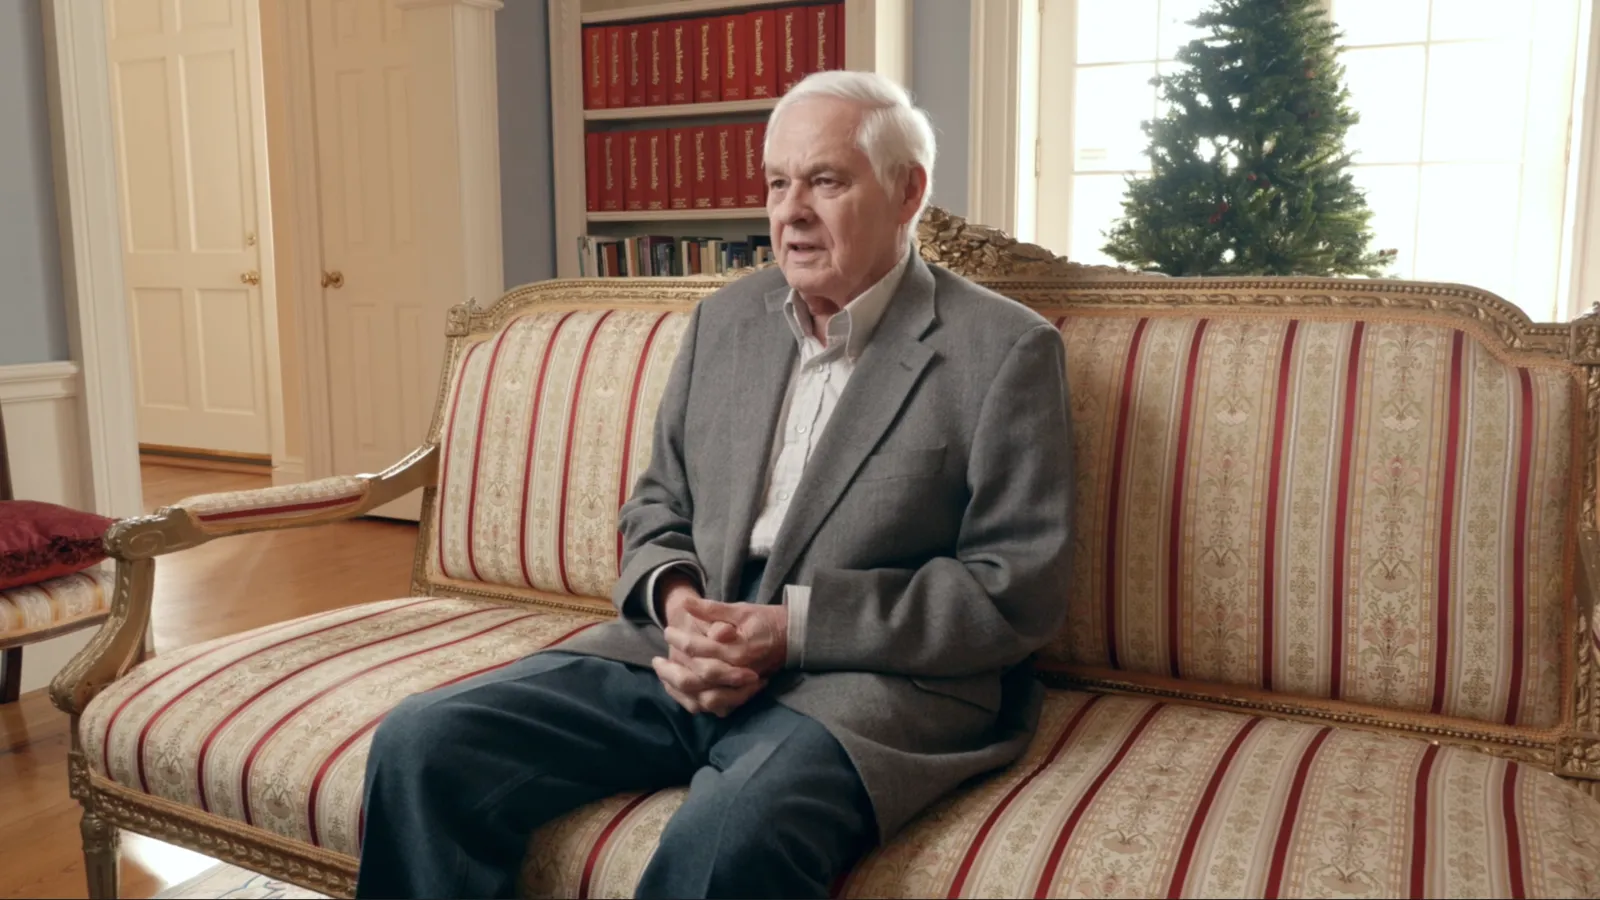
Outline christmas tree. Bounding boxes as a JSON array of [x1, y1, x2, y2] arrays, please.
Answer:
[[1102, 0, 1396, 276]]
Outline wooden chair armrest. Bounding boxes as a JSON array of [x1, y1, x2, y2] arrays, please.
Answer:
[[1580, 529, 1600, 740], [48, 445, 438, 716]]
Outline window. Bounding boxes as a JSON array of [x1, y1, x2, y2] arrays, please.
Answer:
[[1032, 0, 1589, 320]]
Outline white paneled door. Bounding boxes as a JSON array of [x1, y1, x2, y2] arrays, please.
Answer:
[[309, 0, 440, 521], [107, 0, 275, 456]]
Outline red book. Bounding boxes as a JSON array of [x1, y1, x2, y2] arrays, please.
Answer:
[[625, 131, 645, 211], [748, 10, 778, 99], [695, 18, 721, 103], [669, 20, 696, 104], [738, 123, 764, 207], [605, 27, 626, 108], [778, 8, 810, 93], [625, 25, 646, 106], [714, 125, 738, 208], [669, 129, 692, 210], [720, 15, 746, 101], [583, 27, 607, 109], [646, 129, 669, 211], [585, 132, 601, 211], [647, 23, 668, 105], [691, 127, 714, 209], [601, 133, 624, 211], [811, 4, 839, 72]]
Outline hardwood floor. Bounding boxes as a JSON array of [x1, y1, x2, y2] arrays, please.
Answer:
[[0, 464, 418, 899]]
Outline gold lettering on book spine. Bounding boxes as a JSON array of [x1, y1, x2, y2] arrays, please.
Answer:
[[603, 139, 614, 192], [610, 34, 620, 85], [718, 131, 730, 181], [674, 26, 685, 86], [650, 135, 662, 206], [784, 14, 796, 74], [673, 133, 685, 190], [628, 135, 639, 192], [590, 32, 602, 88], [754, 17, 765, 78], [726, 22, 736, 80], [629, 31, 640, 87], [651, 31, 661, 87], [700, 23, 712, 83], [816, 11, 827, 66]]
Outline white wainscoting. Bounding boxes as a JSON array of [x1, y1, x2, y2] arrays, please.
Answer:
[[0, 361, 98, 694]]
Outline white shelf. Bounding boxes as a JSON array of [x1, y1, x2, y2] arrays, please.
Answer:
[[585, 97, 778, 122], [589, 208, 768, 223], [582, 0, 802, 25]]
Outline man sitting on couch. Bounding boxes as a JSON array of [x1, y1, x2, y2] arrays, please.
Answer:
[[355, 70, 1076, 900]]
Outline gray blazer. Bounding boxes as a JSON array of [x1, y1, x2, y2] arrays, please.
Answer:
[[554, 255, 1076, 839]]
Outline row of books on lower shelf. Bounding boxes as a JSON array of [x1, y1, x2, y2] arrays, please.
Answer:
[[578, 234, 775, 277]]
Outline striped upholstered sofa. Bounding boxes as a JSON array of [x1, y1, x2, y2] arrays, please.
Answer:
[[51, 209, 1600, 897]]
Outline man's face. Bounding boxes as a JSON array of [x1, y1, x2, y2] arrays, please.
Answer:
[[764, 97, 922, 304]]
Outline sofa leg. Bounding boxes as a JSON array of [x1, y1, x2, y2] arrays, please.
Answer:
[[1, 646, 20, 704], [80, 810, 121, 899]]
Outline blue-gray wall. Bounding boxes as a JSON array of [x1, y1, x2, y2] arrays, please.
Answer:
[[0, 0, 70, 365], [498, 0, 558, 288], [911, 0, 970, 217]]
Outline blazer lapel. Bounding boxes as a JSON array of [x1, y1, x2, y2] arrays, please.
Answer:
[[716, 287, 798, 603], [756, 257, 939, 604]]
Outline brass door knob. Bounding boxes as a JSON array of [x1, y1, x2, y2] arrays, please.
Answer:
[[322, 270, 345, 289], [240, 270, 261, 285]]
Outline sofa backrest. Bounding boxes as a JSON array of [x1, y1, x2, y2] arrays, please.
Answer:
[[415, 208, 1597, 742]]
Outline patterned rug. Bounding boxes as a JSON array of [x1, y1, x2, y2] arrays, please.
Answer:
[[154, 863, 327, 899]]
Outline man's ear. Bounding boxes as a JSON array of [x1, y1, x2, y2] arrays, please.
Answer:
[[900, 165, 929, 224]]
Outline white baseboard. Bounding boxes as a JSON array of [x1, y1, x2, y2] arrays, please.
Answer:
[[272, 455, 306, 486], [0, 361, 99, 693]]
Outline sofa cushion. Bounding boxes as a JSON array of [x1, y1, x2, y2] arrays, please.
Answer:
[[0, 565, 111, 638], [430, 309, 691, 604], [81, 597, 601, 857], [523, 691, 1600, 899], [1049, 313, 1576, 729]]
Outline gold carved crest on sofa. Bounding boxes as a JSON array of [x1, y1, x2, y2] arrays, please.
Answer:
[[50, 209, 1600, 897]]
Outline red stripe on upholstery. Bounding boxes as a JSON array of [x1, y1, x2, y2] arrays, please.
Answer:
[[945, 695, 1104, 898], [437, 341, 489, 580], [557, 311, 616, 595], [1051, 316, 1067, 331], [1262, 321, 1299, 691], [463, 322, 520, 582], [1432, 331, 1465, 714], [518, 312, 580, 589], [311, 620, 599, 849], [1506, 369, 1533, 725], [196, 494, 364, 523], [1408, 743, 1440, 898], [1167, 319, 1207, 679], [1103, 318, 1149, 670], [1032, 703, 1163, 898], [1331, 322, 1364, 700], [616, 314, 671, 573], [1165, 717, 1261, 898], [579, 793, 655, 899], [238, 612, 538, 827], [1503, 763, 1527, 899], [130, 600, 433, 794], [1262, 726, 1333, 898], [195, 607, 500, 812]]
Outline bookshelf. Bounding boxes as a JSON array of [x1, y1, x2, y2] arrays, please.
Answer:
[[548, 0, 910, 278]]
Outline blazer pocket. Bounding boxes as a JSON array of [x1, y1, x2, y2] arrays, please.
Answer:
[[911, 674, 1002, 713], [855, 446, 946, 483]]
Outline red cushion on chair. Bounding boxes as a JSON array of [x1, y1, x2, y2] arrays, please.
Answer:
[[0, 501, 115, 591]]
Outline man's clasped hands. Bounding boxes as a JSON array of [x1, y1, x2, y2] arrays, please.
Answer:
[[649, 571, 789, 717]]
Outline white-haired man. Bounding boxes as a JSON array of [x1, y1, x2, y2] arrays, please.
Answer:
[[356, 70, 1074, 899]]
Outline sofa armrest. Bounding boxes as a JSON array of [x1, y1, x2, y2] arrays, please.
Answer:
[[107, 444, 439, 560], [49, 445, 438, 717]]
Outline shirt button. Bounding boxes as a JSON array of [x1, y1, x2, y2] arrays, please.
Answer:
[[796, 425, 808, 434], [778, 491, 790, 501]]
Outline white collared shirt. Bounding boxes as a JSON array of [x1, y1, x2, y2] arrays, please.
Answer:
[[647, 247, 914, 668]]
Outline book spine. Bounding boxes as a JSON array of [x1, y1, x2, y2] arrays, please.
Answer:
[[669, 21, 694, 105], [669, 128, 691, 210], [601, 133, 624, 211], [721, 15, 746, 101], [812, 4, 837, 72], [585, 132, 601, 212], [584, 27, 606, 109], [625, 25, 646, 106], [691, 127, 714, 209], [606, 27, 626, 108], [695, 18, 721, 103], [778, 8, 809, 94], [748, 10, 778, 99], [625, 131, 645, 211], [739, 123, 762, 208], [646, 23, 668, 105], [647, 129, 668, 211], [715, 125, 738, 208]]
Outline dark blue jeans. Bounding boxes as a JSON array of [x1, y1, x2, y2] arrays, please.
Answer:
[[354, 651, 875, 899]]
